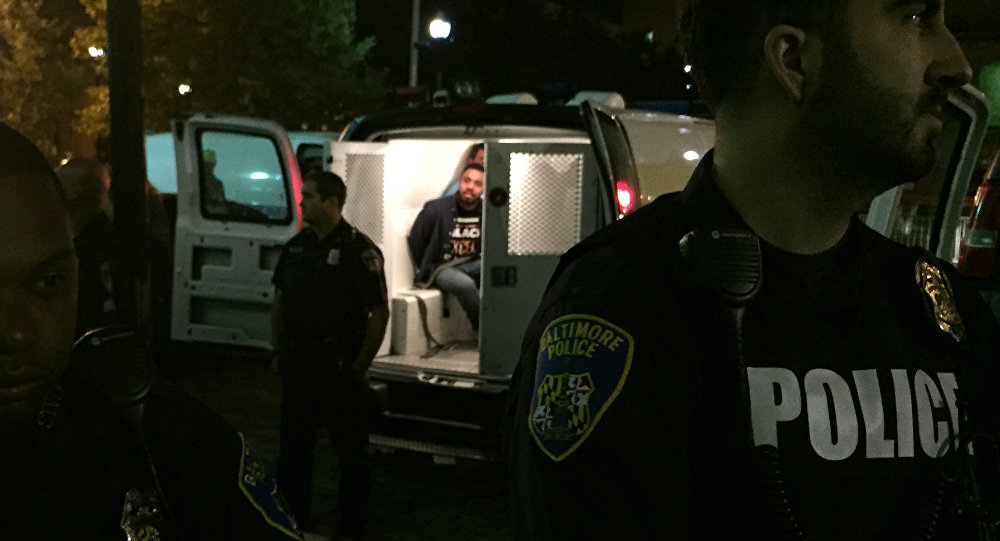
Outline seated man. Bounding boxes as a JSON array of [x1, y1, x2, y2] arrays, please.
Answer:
[[407, 163, 484, 330]]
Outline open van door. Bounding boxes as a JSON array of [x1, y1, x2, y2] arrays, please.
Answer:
[[865, 84, 992, 262], [327, 141, 393, 357], [580, 100, 642, 216], [479, 140, 610, 377], [171, 115, 301, 349]]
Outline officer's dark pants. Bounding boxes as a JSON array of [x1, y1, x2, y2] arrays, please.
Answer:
[[277, 346, 370, 536]]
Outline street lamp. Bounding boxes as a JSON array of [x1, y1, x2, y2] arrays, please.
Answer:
[[408, 1, 454, 88], [429, 17, 452, 40]]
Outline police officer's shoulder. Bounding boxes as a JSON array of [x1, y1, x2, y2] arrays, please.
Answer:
[[145, 380, 302, 539], [548, 194, 686, 299], [285, 228, 315, 247], [348, 228, 385, 274], [146, 379, 242, 442]]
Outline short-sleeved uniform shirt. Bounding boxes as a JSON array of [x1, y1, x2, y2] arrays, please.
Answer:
[[505, 151, 1000, 540], [272, 219, 387, 347]]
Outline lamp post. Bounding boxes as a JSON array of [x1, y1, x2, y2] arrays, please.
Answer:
[[428, 15, 452, 91], [408, 1, 453, 89], [408, 0, 420, 87]]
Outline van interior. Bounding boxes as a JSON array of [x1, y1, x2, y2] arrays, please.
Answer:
[[337, 139, 487, 375]]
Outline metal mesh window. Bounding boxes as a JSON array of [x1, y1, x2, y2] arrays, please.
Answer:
[[344, 153, 385, 244], [508, 152, 583, 255]]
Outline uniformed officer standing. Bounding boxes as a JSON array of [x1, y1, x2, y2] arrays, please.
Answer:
[[271, 170, 389, 539], [506, 0, 1000, 539], [0, 125, 302, 540]]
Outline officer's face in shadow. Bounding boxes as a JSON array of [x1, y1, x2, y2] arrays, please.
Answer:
[[0, 173, 78, 431]]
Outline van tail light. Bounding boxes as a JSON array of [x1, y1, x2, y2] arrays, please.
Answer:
[[957, 151, 1000, 281], [616, 179, 637, 215]]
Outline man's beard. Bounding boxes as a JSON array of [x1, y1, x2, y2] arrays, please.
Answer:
[[794, 44, 947, 202]]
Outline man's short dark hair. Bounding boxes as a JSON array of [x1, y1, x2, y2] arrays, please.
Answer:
[[680, 0, 844, 112], [304, 170, 347, 207], [462, 163, 485, 176], [0, 123, 64, 201]]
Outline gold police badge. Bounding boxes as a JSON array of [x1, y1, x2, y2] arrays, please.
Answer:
[[916, 258, 965, 343]]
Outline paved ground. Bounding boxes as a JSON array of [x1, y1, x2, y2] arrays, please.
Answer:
[[166, 348, 510, 540]]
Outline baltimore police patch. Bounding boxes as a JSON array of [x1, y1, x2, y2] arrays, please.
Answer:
[[529, 313, 634, 462], [361, 247, 384, 273], [237, 433, 301, 538]]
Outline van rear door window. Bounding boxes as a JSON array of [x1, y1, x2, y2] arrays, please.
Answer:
[[197, 130, 292, 223]]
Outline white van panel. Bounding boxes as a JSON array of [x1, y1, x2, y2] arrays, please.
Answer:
[[170, 115, 301, 349], [480, 141, 605, 377]]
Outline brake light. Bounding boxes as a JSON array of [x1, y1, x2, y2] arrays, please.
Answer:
[[957, 151, 1000, 281], [616, 180, 635, 214]]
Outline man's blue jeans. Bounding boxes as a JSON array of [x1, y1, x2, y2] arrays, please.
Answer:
[[433, 259, 481, 330]]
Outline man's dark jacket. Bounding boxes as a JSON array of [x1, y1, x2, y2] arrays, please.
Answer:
[[407, 194, 460, 284]]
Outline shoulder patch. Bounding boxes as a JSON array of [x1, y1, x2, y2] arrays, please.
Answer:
[[529, 313, 634, 462], [361, 247, 384, 274], [916, 256, 965, 343], [237, 433, 302, 539]]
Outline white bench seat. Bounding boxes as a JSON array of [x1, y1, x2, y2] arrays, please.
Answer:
[[391, 288, 475, 356]]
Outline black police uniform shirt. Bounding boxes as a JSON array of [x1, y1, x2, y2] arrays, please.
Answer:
[[0, 376, 301, 540], [272, 218, 387, 347], [505, 151, 1000, 540]]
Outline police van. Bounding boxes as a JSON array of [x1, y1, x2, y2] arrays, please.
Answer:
[[149, 86, 992, 459]]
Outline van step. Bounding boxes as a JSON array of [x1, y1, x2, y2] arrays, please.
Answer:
[[369, 434, 499, 462]]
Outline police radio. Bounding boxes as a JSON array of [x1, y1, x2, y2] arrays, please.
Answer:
[[678, 225, 762, 445], [72, 326, 182, 540], [680, 226, 808, 541]]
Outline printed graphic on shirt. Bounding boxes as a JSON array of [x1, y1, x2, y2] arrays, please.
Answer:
[[530, 314, 634, 462], [748, 367, 960, 461], [444, 215, 481, 260], [916, 257, 965, 342]]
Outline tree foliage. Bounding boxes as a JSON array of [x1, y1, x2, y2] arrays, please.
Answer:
[[72, 0, 386, 135], [0, 0, 88, 157], [403, 0, 690, 103]]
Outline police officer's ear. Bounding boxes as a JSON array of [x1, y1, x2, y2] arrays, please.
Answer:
[[762, 24, 821, 104]]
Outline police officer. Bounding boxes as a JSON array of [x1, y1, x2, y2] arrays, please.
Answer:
[[0, 124, 301, 540], [271, 170, 389, 539], [505, 0, 1000, 539]]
